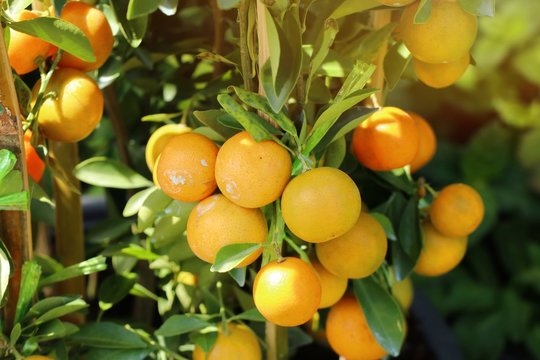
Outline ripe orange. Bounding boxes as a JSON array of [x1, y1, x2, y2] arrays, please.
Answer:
[[281, 167, 361, 243], [192, 323, 261, 360], [429, 183, 484, 237], [25, 356, 53, 360], [253, 257, 321, 327], [312, 261, 348, 309], [186, 194, 266, 266], [408, 112, 437, 173], [32, 68, 103, 142], [59, 2, 114, 71], [352, 107, 419, 171], [156, 133, 218, 202], [413, 53, 470, 89], [23, 133, 45, 183], [7, 10, 51, 75], [391, 277, 414, 311], [400, 0, 477, 64], [415, 222, 467, 277], [377, 0, 415, 6], [326, 295, 387, 360], [215, 131, 291, 208], [316, 212, 387, 279], [145, 123, 191, 171]]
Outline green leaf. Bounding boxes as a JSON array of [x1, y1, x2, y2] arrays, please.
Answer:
[[305, 88, 376, 154], [75, 157, 153, 189], [0, 245, 11, 306], [323, 136, 346, 168], [0, 170, 24, 196], [8, 17, 95, 62], [458, 0, 495, 16], [231, 86, 297, 139], [121, 244, 160, 261], [129, 283, 160, 302], [335, 61, 376, 102], [229, 308, 266, 322], [0, 149, 16, 182], [228, 267, 246, 287], [329, 0, 379, 19], [211, 243, 262, 273], [190, 328, 219, 354], [9, 323, 21, 347], [354, 23, 397, 64], [39, 256, 107, 288], [15, 262, 42, 324], [353, 277, 406, 356], [70, 322, 147, 349], [140, 112, 182, 122], [384, 41, 412, 91], [24, 296, 82, 321], [127, 0, 161, 19], [397, 196, 421, 262], [110, 0, 148, 48], [155, 315, 210, 337], [136, 188, 171, 232], [98, 273, 137, 310], [159, 0, 178, 15], [0, 191, 29, 210], [193, 110, 239, 140], [7, 0, 34, 16], [86, 348, 153, 360], [414, 0, 432, 24], [371, 213, 397, 241], [123, 187, 158, 217], [217, 94, 274, 142], [33, 319, 79, 342], [33, 298, 88, 325], [305, 18, 338, 103]]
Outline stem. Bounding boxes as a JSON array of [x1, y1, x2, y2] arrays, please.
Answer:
[[102, 84, 131, 167], [211, 0, 225, 77], [370, 10, 392, 107], [239, 0, 254, 91], [216, 281, 228, 334]]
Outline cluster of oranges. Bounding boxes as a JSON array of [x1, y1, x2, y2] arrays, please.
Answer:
[[8, 2, 113, 180], [148, 101, 484, 358], [377, 0, 478, 88]]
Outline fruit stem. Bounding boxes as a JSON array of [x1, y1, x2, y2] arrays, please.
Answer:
[[23, 50, 63, 132], [216, 281, 229, 335], [424, 182, 438, 198]]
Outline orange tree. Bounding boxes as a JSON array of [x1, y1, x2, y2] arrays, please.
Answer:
[[0, 0, 496, 359]]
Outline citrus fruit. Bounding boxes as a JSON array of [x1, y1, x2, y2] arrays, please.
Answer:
[[193, 323, 261, 360], [391, 277, 414, 311], [156, 133, 218, 202], [429, 183, 484, 237], [377, 0, 415, 6], [408, 112, 437, 173], [25, 356, 53, 360], [187, 194, 266, 266], [215, 131, 291, 208], [316, 212, 387, 279], [145, 123, 191, 171], [32, 68, 103, 142], [253, 257, 321, 327], [7, 10, 51, 75], [152, 154, 161, 188], [281, 167, 361, 243], [312, 261, 348, 309], [415, 222, 467, 277], [59, 2, 114, 71], [326, 295, 387, 360], [400, 0, 478, 64], [413, 53, 470, 89], [352, 107, 419, 171], [23, 133, 45, 183]]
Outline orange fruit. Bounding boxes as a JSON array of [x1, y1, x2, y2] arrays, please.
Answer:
[[25, 356, 53, 360], [7, 10, 51, 75], [59, 2, 114, 71], [23, 133, 45, 183], [156, 133, 218, 202], [429, 183, 484, 237], [186, 194, 266, 266], [415, 222, 467, 277], [413, 53, 470, 89], [326, 295, 387, 360], [253, 257, 321, 327], [316, 212, 387, 279], [281, 167, 361, 243], [391, 277, 414, 311], [312, 261, 348, 309], [408, 112, 437, 173], [215, 131, 291, 208], [377, 0, 415, 6], [145, 123, 191, 171], [192, 323, 261, 360], [400, 0, 477, 64], [33, 68, 103, 142], [352, 107, 419, 171]]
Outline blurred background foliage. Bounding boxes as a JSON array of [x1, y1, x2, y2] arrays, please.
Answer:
[[387, 0, 540, 358]]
